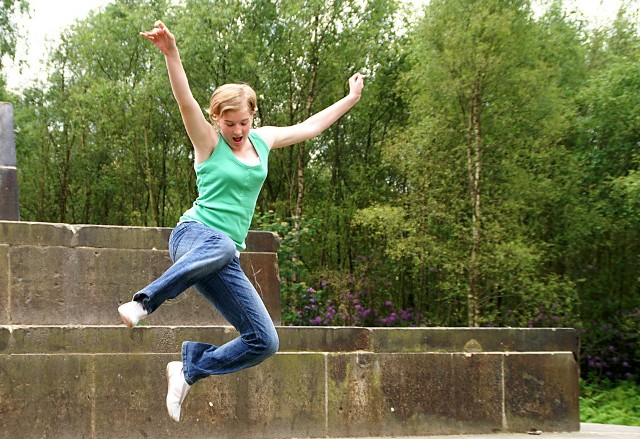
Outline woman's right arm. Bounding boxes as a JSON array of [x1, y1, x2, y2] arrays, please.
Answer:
[[140, 21, 217, 162]]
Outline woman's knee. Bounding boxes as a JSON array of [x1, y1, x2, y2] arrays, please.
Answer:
[[245, 327, 279, 359], [263, 329, 279, 357]]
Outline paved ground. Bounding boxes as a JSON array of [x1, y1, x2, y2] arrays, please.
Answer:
[[326, 423, 640, 439]]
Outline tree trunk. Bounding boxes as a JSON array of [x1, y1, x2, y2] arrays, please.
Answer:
[[58, 65, 71, 223], [142, 128, 159, 226], [466, 81, 483, 327], [294, 140, 305, 230], [293, 13, 321, 230]]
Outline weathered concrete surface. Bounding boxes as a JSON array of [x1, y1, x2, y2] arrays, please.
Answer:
[[0, 221, 581, 438], [371, 327, 579, 358], [0, 325, 580, 439], [0, 220, 281, 325], [0, 103, 19, 220], [0, 326, 578, 355], [505, 353, 580, 432], [332, 423, 640, 439], [0, 104, 17, 167], [0, 220, 277, 251]]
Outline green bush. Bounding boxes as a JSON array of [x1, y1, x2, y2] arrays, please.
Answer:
[[580, 379, 640, 426], [580, 309, 639, 381]]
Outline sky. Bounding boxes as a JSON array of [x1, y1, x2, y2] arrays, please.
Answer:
[[3, 0, 112, 91], [1, 0, 628, 93]]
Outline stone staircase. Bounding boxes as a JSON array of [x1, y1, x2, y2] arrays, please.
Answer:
[[0, 220, 580, 438]]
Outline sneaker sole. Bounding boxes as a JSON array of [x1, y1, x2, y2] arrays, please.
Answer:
[[118, 309, 136, 329]]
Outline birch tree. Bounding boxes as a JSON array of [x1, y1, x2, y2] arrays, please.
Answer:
[[374, 0, 577, 326]]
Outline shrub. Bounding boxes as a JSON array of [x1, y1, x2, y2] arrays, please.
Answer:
[[581, 379, 640, 426], [579, 309, 639, 382]]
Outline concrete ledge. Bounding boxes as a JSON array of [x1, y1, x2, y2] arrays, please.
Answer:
[[0, 220, 279, 251], [0, 167, 19, 221], [0, 220, 281, 325], [0, 326, 578, 355], [370, 327, 578, 358], [0, 326, 579, 437], [0, 348, 579, 438], [0, 220, 581, 438]]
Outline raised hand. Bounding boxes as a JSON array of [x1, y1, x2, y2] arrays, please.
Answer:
[[348, 73, 365, 100], [140, 20, 177, 56]]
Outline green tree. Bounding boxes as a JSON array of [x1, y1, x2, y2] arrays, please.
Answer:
[[570, 8, 640, 322], [15, 0, 182, 225], [14, 0, 402, 231], [358, 0, 581, 326], [0, 0, 28, 70]]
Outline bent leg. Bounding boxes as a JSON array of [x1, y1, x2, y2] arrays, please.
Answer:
[[181, 256, 279, 384], [132, 221, 237, 314]]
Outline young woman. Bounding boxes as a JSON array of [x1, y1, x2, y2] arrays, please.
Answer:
[[118, 20, 364, 422]]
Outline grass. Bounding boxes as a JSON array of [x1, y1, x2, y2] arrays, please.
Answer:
[[580, 379, 640, 426]]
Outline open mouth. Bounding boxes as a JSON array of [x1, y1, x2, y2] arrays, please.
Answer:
[[233, 136, 243, 144]]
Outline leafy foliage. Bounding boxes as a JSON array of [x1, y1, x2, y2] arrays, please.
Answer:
[[0, 0, 29, 70], [581, 379, 640, 425], [580, 308, 639, 382]]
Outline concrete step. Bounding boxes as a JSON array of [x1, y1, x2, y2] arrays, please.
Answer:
[[1, 325, 578, 355], [1, 325, 580, 438], [0, 221, 582, 438], [330, 423, 640, 439], [0, 220, 282, 325]]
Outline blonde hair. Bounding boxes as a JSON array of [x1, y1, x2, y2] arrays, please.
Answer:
[[208, 83, 257, 121]]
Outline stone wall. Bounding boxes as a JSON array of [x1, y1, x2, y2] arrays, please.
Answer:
[[0, 220, 580, 438], [0, 103, 19, 220], [0, 326, 580, 438], [0, 220, 281, 325]]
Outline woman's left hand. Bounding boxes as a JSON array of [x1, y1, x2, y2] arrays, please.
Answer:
[[348, 73, 365, 100]]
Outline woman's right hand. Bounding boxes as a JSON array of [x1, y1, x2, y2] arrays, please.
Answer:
[[140, 20, 177, 56]]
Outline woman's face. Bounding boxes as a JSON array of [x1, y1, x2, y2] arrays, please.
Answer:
[[215, 108, 253, 149]]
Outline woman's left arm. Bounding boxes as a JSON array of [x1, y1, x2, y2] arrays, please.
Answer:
[[257, 73, 364, 149]]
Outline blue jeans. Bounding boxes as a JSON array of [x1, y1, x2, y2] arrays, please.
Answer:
[[132, 221, 279, 385]]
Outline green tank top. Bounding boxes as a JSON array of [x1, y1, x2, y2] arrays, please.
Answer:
[[179, 131, 269, 250]]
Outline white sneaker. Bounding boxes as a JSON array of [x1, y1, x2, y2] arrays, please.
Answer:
[[166, 361, 191, 422], [117, 301, 148, 328]]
